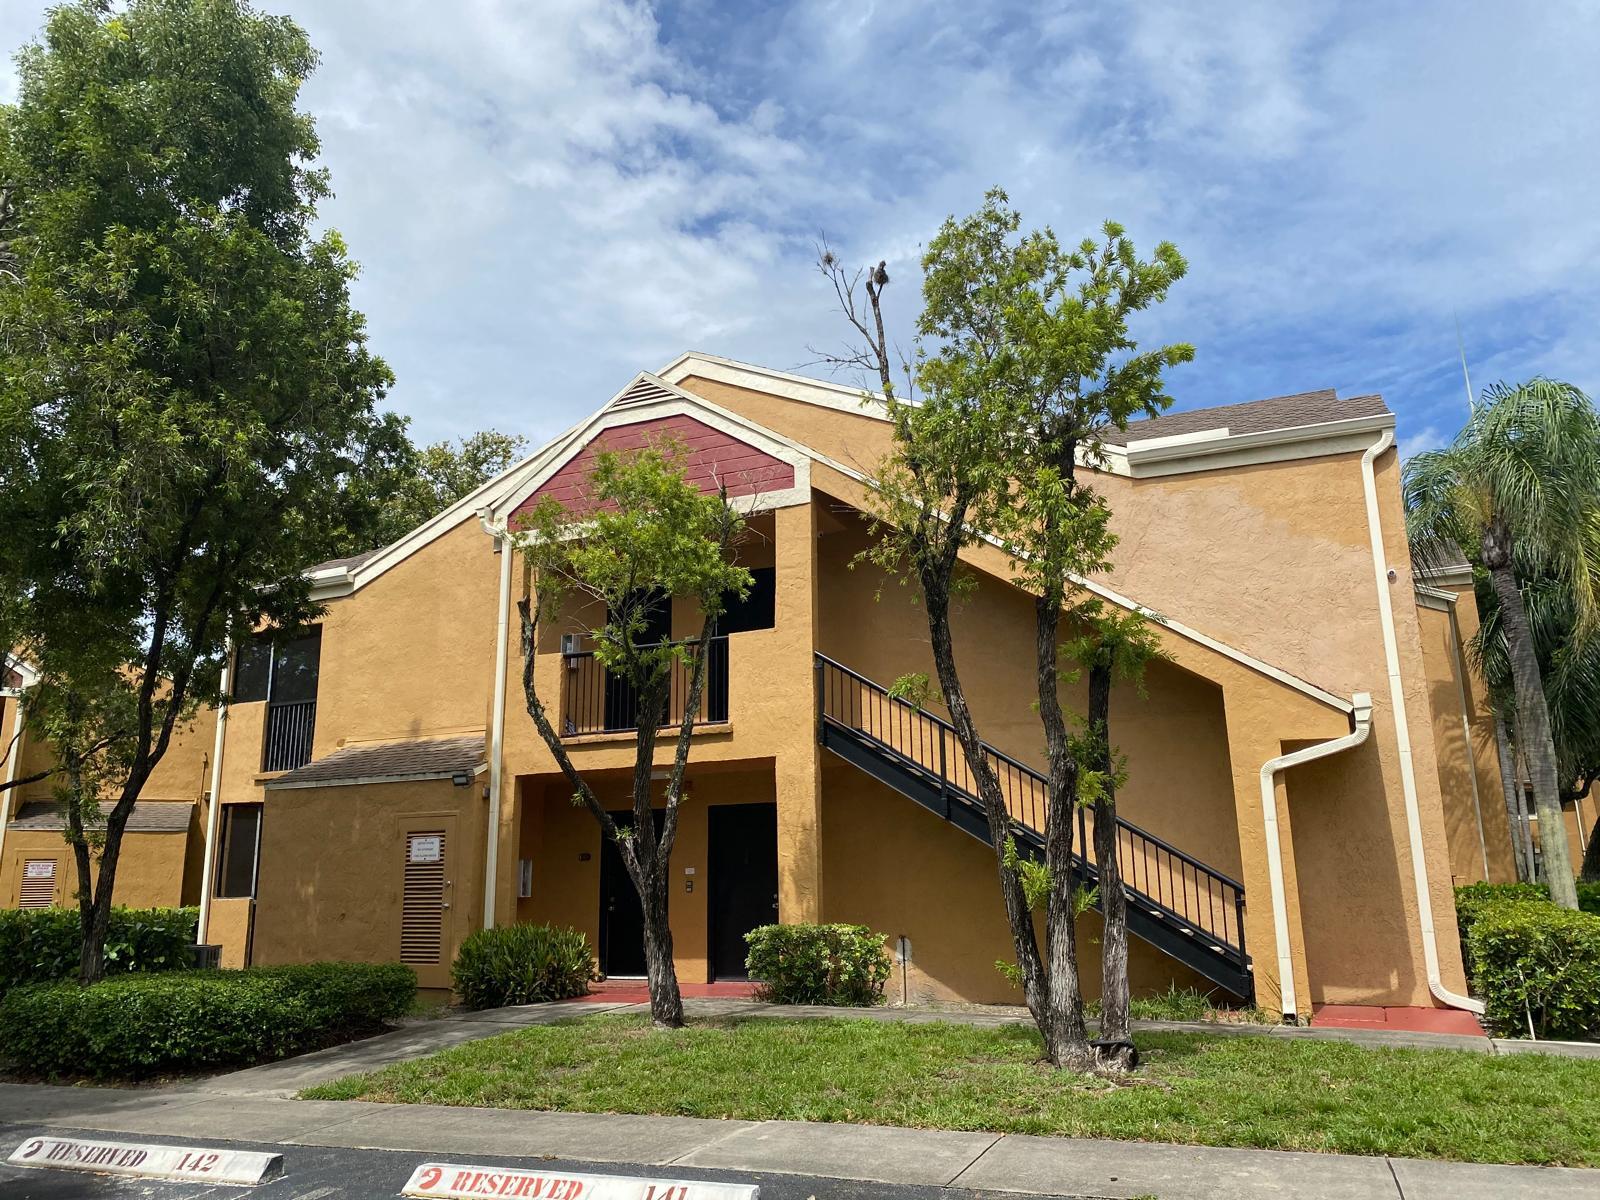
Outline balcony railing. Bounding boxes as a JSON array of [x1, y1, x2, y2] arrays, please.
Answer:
[[560, 637, 729, 737], [262, 699, 317, 772]]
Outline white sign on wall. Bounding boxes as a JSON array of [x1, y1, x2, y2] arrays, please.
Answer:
[[403, 1163, 758, 1200], [409, 836, 443, 864], [22, 861, 55, 879]]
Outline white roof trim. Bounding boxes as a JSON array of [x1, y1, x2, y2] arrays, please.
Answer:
[[487, 372, 812, 524], [659, 351, 892, 420], [1415, 583, 1459, 612], [2, 655, 40, 695], [661, 352, 1393, 481]]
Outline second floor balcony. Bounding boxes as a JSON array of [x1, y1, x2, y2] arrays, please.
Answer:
[[559, 637, 730, 738]]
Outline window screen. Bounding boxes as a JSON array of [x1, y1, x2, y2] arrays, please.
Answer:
[[231, 637, 273, 703], [270, 630, 321, 704], [216, 804, 263, 899], [718, 566, 775, 634]]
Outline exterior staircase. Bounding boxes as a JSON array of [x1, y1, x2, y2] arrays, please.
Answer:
[[815, 653, 1253, 1000]]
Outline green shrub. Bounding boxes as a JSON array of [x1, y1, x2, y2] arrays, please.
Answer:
[[0, 906, 197, 995], [1466, 900, 1600, 1040], [451, 923, 593, 1010], [1578, 881, 1600, 916], [0, 961, 416, 1079], [744, 923, 892, 1006]]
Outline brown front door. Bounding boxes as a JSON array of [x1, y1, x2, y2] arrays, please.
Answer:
[[398, 816, 459, 989]]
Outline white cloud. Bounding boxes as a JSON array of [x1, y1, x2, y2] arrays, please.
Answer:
[[2, 0, 1598, 451]]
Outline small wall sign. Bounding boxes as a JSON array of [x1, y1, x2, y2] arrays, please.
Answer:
[[22, 861, 55, 879], [409, 836, 443, 864]]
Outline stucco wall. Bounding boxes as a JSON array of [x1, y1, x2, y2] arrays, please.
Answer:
[[252, 776, 487, 982], [312, 521, 499, 754], [516, 762, 776, 982], [2, 829, 190, 909], [820, 755, 1210, 1004], [1417, 601, 1500, 885]]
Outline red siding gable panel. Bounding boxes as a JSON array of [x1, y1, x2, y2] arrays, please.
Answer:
[[511, 415, 793, 524]]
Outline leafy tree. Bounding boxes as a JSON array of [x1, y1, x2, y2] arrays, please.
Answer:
[[0, 0, 394, 980], [513, 442, 751, 1028], [1470, 555, 1600, 882], [819, 189, 1191, 1068], [339, 427, 529, 553], [1405, 381, 1600, 909]]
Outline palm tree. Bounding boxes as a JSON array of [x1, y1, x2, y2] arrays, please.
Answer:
[[1473, 556, 1600, 882], [1405, 379, 1600, 910]]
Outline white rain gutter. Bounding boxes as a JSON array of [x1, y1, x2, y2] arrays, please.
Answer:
[[0, 690, 26, 876], [481, 519, 514, 930], [1259, 692, 1373, 1022], [197, 649, 231, 946], [1360, 428, 1484, 1015]]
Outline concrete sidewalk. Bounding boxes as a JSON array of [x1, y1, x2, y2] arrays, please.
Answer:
[[0, 1079, 1595, 1199]]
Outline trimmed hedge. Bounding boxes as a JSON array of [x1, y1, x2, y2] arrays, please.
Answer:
[[451, 923, 594, 1010], [744, 923, 892, 1006], [1467, 900, 1600, 1041], [0, 961, 416, 1079], [0, 906, 197, 995]]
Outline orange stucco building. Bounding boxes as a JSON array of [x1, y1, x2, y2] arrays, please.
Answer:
[[0, 353, 1563, 1020]]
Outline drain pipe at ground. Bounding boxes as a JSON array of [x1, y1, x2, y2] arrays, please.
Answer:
[[1259, 694, 1373, 1023], [1360, 428, 1484, 1015]]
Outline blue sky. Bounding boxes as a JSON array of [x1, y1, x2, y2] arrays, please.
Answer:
[[4, 1, 1598, 456]]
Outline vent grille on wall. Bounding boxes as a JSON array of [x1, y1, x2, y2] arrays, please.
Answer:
[[18, 859, 56, 909], [400, 831, 446, 966], [612, 377, 676, 408]]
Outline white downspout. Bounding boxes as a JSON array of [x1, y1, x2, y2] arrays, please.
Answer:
[[1259, 693, 1373, 1023], [0, 690, 26, 875], [1361, 428, 1484, 1014], [197, 649, 231, 946], [482, 521, 514, 930]]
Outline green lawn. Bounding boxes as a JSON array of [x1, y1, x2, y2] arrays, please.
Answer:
[[301, 1014, 1600, 1167]]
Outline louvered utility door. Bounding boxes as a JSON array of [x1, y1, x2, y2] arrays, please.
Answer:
[[15, 858, 59, 909], [398, 817, 459, 989]]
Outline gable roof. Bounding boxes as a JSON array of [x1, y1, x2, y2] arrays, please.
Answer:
[[264, 734, 487, 790], [9, 800, 193, 833]]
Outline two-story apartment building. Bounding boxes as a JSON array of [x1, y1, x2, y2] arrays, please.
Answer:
[[0, 353, 1541, 1020]]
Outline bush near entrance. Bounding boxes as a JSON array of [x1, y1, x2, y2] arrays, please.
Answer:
[[744, 923, 893, 1006], [0, 906, 197, 997], [1467, 900, 1600, 1041], [0, 961, 415, 1079], [452, 923, 594, 1009]]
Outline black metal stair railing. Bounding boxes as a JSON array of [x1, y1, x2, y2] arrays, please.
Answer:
[[815, 652, 1251, 993]]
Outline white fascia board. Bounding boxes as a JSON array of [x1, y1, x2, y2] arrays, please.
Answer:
[[2, 655, 40, 694], [1418, 564, 1474, 590], [1121, 413, 1397, 478], [1415, 583, 1459, 611], [659, 352, 893, 420]]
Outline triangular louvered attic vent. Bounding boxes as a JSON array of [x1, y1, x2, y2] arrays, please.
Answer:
[[611, 376, 677, 408]]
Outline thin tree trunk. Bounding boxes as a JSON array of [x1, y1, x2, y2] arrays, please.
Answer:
[[921, 571, 1049, 1030], [1486, 549, 1579, 908], [1088, 660, 1132, 1061], [1034, 590, 1092, 1071], [1494, 715, 1534, 882], [639, 865, 683, 1028]]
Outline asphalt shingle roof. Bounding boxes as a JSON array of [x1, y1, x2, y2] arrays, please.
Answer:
[[9, 801, 194, 833], [1105, 389, 1391, 447], [266, 734, 486, 789]]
